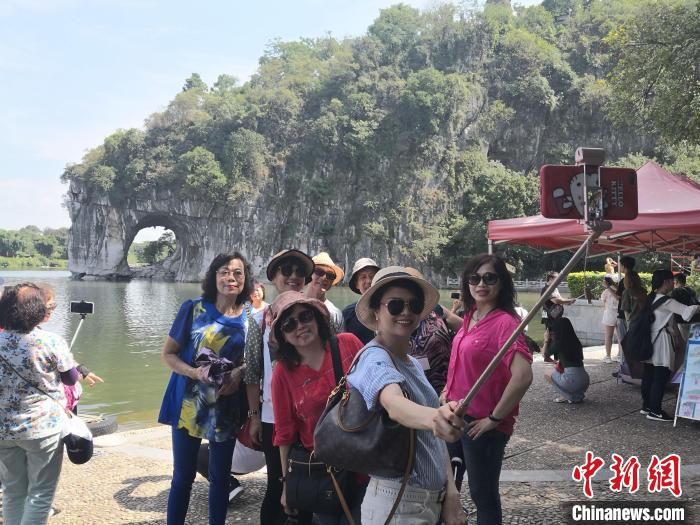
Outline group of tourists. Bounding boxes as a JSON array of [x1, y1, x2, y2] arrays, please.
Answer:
[[157, 249, 534, 525]]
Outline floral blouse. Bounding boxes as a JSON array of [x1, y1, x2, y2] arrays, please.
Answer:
[[0, 328, 75, 440]]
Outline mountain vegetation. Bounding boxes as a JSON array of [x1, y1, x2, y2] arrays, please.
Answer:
[[61, 0, 700, 278]]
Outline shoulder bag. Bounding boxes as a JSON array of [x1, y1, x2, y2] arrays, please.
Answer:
[[0, 354, 93, 464], [313, 343, 416, 524], [285, 336, 356, 519]]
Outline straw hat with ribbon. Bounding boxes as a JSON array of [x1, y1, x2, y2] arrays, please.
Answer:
[[311, 252, 345, 286], [355, 266, 440, 331], [268, 291, 331, 347]]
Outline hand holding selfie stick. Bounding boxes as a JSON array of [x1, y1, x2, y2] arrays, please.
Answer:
[[454, 221, 611, 417]]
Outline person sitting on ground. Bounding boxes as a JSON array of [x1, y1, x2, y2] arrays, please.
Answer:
[[341, 257, 380, 344], [308, 252, 345, 333], [640, 270, 699, 422], [600, 277, 619, 364], [543, 318, 590, 404]]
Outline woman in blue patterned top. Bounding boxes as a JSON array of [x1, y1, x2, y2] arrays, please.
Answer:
[[158, 252, 254, 525]]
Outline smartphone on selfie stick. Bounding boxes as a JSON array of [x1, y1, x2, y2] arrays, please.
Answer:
[[69, 301, 95, 350]]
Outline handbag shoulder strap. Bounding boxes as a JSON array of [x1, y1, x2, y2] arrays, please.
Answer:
[[0, 353, 69, 416], [328, 335, 343, 386]]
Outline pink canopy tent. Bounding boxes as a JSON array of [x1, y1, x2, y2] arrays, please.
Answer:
[[488, 161, 700, 256]]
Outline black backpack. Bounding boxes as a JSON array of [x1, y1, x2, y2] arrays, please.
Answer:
[[622, 296, 670, 362]]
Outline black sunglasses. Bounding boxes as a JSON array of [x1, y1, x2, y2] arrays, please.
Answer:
[[278, 263, 305, 278], [467, 272, 499, 286], [313, 267, 336, 281], [382, 298, 423, 316], [281, 309, 315, 334]]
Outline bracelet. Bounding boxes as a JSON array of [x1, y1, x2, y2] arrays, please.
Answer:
[[247, 408, 260, 417], [279, 476, 287, 483], [488, 413, 502, 423]]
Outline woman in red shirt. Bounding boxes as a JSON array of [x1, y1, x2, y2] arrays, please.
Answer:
[[443, 254, 533, 525], [269, 291, 363, 525]]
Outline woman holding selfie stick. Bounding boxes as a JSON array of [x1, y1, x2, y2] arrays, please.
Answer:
[[158, 252, 253, 525], [443, 254, 533, 525]]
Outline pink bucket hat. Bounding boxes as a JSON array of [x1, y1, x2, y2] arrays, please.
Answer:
[[268, 291, 330, 347]]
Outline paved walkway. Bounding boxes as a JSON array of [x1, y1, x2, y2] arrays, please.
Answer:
[[2, 345, 698, 524]]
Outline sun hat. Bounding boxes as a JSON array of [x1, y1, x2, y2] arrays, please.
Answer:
[[266, 249, 315, 281], [348, 257, 381, 294], [311, 252, 344, 286], [355, 266, 440, 331], [268, 291, 331, 347]]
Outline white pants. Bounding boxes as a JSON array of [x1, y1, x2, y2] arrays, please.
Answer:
[[361, 477, 444, 524]]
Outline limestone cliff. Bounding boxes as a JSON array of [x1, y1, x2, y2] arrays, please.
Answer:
[[66, 179, 394, 282]]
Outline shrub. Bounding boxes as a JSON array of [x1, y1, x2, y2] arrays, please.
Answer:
[[567, 271, 652, 299]]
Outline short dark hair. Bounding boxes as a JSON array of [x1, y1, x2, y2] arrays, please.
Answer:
[[276, 306, 332, 368], [201, 252, 254, 305], [368, 279, 425, 312], [253, 280, 265, 300], [620, 256, 636, 270], [545, 271, 558, 281], [674, 273, 687, 285], [651, 269, 674, 291], [0, 283, 48, 333], [461, 254, 518, 317]]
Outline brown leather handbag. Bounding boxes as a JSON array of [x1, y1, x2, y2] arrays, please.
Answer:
[[313, 344, 416, 523]]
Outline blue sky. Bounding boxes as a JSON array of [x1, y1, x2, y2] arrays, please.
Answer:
[[0, 0, 540, 240]]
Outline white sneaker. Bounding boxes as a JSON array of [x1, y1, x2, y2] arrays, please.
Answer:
[[603, 356, 613, 364]]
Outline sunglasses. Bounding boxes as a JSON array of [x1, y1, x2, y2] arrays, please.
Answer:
[[313, 267, 336, 282], [467, 272, 499, 286], [381, 298, 423, 316], [278, 263, 305, 278], [281, 309, 315, 334], [46, 303, 57, 312]]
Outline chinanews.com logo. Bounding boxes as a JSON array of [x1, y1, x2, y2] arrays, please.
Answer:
[[563, 451, 690, 524]]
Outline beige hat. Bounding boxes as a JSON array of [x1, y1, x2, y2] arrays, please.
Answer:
[[311, 252, 344, 286], [266, 249, 314, 282], [348, 257, 380, 294], [268, 291, 330, 347], [355, 266, 439, 331]]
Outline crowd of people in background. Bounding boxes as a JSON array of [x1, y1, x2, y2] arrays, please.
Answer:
[[1, 249, 698, 525]]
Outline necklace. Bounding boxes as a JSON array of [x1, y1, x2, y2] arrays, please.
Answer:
[[472, 306, 496, 323]]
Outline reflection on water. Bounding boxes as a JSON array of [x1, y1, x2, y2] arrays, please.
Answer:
[[0, 271, 540, 429]]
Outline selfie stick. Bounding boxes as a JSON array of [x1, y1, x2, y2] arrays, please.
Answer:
[[69, 313, 88, 351], [454, 221, 611, 417]]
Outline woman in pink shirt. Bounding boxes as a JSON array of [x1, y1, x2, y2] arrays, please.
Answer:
[[443, 254, 533, 525]]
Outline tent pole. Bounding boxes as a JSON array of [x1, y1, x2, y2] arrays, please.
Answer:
[[456, 222, 611, 416], [488, 239, 493, 255]]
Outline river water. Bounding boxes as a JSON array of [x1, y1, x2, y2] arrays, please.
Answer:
[[0, 271, 542, 430]]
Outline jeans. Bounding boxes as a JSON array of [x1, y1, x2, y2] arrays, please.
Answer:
[[461, 423, 510, 525], [551, 366, 590, 402], [0, 431, 63, 525], [641, 363, 671, 413], [166, 427, 235, 525], [261, 422, 286, 525], [361, 477, 443, 524]]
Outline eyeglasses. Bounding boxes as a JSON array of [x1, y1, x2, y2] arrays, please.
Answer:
[[46, 303, 57, 312], [381, 298, 423, 316], [467, 272, 499, 286], [278, 264, 305, 278], [313, 267, 336, 282], [280, 309, 315, 334], [217, 269, 244, 279]]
